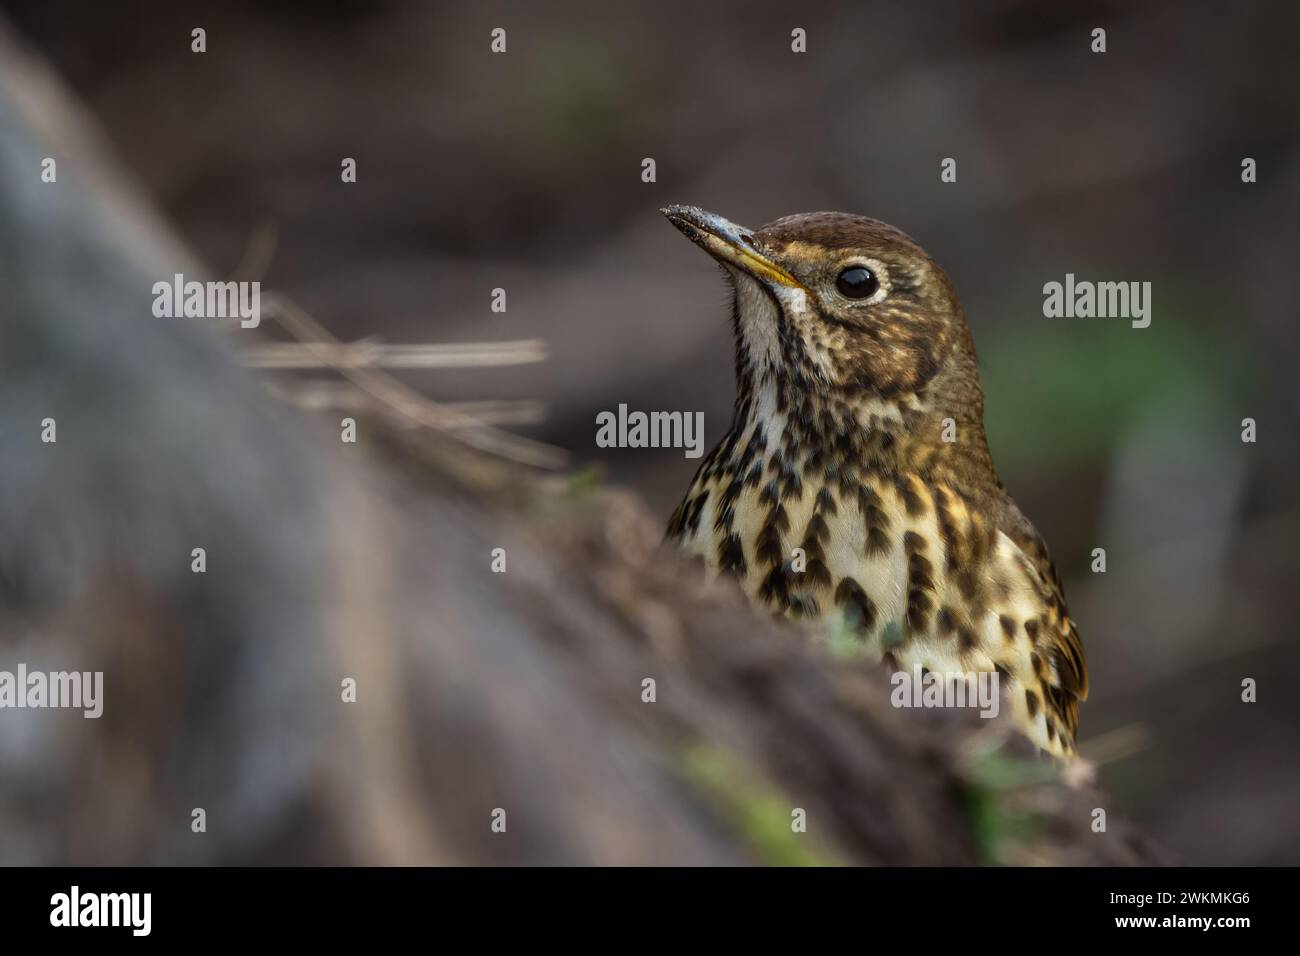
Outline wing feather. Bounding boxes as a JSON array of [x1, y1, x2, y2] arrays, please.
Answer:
[[997, 501, 1089, 744]]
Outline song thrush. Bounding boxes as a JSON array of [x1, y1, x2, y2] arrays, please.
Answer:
[[663, 205, 1088, 756]]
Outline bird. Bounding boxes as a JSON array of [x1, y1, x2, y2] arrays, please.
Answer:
[[662, 205, 1087, 757]]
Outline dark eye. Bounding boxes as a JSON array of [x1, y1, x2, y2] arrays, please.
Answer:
[[836, 266, 879, 299]]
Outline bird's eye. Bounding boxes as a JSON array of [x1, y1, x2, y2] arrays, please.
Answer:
[[835, 266, 879, 299]]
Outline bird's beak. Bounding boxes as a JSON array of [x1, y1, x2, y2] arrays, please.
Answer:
[[661, 205, 799, 289]]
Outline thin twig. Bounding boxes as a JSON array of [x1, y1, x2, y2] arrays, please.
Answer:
[[257, 292, 567, 469], [242, 340, 547, 369], [272, 381, 547, 427]]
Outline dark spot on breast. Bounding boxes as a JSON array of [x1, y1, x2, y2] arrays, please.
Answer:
[[1025, 689, 1041, 718], [685, 491, 709, 535], [787, 591, 819, 617], [911, 551, 935, 584], [906, 591, 932, 634], [780, 470, 803, 500], [956, 569, 979, 600], [957, 625, 978, 652], [859, 485, 892, 557], [718, 532, 746, 575], [717, 481, 738, 512], [804, 512, 830, 545], [755, 522, 784, 568], [898, 476, 925, 516], [759, 562, 792, 608], [1030, 651, 1047, 680], [803, 557, 832, 588], [834, 577, 877, 635]]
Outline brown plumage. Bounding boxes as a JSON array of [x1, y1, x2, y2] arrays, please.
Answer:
[[663, 205, 1087, 756]]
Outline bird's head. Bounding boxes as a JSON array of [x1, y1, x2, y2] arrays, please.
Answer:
[[662, 205, 980, 424]]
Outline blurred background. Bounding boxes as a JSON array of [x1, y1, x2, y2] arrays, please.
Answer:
[[2, 0, 1297, 864]]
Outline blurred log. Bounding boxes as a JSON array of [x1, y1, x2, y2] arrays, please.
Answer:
[[0, 19, 1161, 866]]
